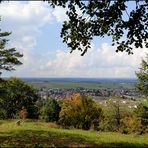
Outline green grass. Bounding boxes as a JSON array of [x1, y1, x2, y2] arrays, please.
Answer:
[[0, 120, 148, 147]]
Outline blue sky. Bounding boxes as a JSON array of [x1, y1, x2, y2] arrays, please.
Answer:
[[0, 1, 147, 78]]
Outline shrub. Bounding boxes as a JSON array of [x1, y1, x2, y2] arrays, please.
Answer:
[[40, 98, 61, 122], [121, 116, 142, 134], [18, 107, 28, 119], [99, 98, 131, 132]]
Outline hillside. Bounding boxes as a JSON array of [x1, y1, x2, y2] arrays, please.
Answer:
[[0, 120, 148, 147]]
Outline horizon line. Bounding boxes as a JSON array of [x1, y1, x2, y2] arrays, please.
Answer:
[[2, 77, 137, 79]]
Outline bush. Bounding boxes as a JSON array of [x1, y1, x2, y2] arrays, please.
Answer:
[[121, 116, 142, 134], [40, 98, 61, 122], [18, 107, 28, 119], [99, 98, 132, 132]]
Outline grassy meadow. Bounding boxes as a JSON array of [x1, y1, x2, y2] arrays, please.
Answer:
[[0, 120, 148, 147]]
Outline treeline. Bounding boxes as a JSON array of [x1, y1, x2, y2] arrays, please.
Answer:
[[40, 94, 148, 134], [0, 77, 148, 134]]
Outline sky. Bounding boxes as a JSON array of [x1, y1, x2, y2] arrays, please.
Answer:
[[0, 1, 147, 78]]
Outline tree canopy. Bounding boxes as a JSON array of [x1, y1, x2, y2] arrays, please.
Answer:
[[136, 54, 148, 96], [0, 18, 23, 77], [59, 93, 102, 130], [47, 0, 148, 56], [0, 77, 39, 119], [40, 98, 61, 122]]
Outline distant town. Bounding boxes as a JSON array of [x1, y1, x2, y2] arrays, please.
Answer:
[[37, 87, 138, 99], [36, 86, 146, 109]]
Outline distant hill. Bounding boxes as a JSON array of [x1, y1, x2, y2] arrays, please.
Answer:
[[19, 77, 137, 84]]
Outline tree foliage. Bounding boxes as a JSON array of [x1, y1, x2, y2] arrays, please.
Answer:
[[59, 93, 102, 130], [100, 98, 123, 132], [136, 54, 148, 96], [0, 18, 23, 77], [47, 0, 148, 56], [134, 103, 148, 134], [40, 98, 61, 122], [0, 77, 39, 119]]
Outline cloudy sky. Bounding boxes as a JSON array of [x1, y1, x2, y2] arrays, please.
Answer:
[[0, 1, 147, 78]]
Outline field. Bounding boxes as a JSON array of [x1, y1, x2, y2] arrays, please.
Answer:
[[0, 120, 148, 147], [29, 81, 135, 90]]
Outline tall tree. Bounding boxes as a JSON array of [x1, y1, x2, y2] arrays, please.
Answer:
[[47, 0, 147, 56], [0, 77, 39, 119], [136, 54, 148, 96], [0, 18, 23, 77], [59, 93, 102, 130]]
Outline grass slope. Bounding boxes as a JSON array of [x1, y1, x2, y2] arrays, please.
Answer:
[[0, 120, 148, 147]]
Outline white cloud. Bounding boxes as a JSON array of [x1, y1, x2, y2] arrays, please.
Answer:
[[0, 1, 52, 45], [52, 6, 68, 23], [52, 5, 84, 23], [1, 1, 147, 78], [0, 1, 53, 76], [0, 1, 52, 27], [15, 43, 146, 78]]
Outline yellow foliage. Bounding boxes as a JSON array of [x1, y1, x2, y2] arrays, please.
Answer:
[[121, 117, 142, 134], [59, 93, 102, 130]]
